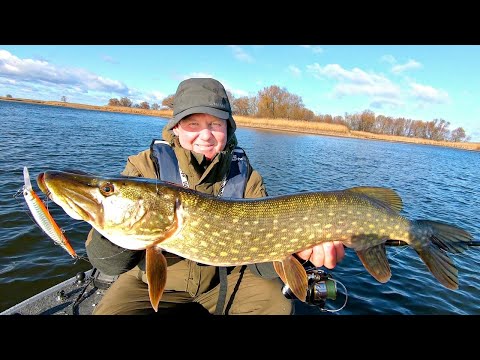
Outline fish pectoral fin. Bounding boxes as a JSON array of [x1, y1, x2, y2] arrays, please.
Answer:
[[276, 255, 308, 302], [151, 197, 184, 247], [355, 243, 391, 283], [273, 261, 286, 284], [144, 198, 184, 311], [145, 246, 168, 312]]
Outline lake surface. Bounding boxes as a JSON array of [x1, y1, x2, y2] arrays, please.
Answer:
[[1, 100, 479, 315]]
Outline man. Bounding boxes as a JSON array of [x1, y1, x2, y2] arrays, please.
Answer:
[[86, 77, 345, 315]]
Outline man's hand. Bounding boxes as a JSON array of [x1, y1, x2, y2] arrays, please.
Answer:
[[295, 241, 345, 269]]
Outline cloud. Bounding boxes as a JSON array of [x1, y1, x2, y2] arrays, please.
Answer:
[[369, 97, 405, 110], [182, 72, 249, 98], [184, 72, 214, 79], [288, 65, 301, 78], [391, 59, 422, 74], [0, 77, 16, 85], [102, 55, 118, 64], [228, 45, 254, 63], [409, 82, 449, 104], [129, 91, 166, 105], [306, 62, 401, 98], [221, 80, 249, 97], [140, 90, 167, 103], [380, 54, 397, 64], [300, 45, 324, 54], [468, 129, 480, 142], [0, 49, 129, 94]]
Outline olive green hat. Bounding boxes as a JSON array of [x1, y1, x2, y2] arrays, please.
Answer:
[[165, 78, 236, 133]]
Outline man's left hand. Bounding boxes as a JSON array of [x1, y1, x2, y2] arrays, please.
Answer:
[[295, 241, 345, 269]]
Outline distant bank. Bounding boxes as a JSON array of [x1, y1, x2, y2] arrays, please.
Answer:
[[2, 96, 479, 152]]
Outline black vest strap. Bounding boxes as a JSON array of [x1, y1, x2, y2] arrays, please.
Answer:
[[149, 140, 183, 185]]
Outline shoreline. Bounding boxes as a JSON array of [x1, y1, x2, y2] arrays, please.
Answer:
[[2, 96, 479, 151]]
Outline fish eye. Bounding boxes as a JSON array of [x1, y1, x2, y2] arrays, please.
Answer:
[[100, 182, 115, 196]]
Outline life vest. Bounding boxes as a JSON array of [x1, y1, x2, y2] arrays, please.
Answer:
[[149, 139, 249, 198]]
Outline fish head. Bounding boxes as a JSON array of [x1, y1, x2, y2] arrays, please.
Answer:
[[37, 170, 179, 250]]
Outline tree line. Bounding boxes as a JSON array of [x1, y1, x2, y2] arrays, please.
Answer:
[[107, 97, 161, 110], [107, 85, 470, 142]]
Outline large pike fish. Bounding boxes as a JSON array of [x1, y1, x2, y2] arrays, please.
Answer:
[[37, 170, 473, 311]]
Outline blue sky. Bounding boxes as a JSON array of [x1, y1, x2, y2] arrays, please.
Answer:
[[1, 45, 479, 141]]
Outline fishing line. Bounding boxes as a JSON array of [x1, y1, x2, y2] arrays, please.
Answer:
[[320, 278, 348, 313], [85, 247, 131, 260]]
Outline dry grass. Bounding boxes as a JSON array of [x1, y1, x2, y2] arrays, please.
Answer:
[[351, 131, 480, 151], [235, 116, 480, 151], [0, 97, 174, 118], [2, 97, 478, 151], [234, 116, 350, 135]]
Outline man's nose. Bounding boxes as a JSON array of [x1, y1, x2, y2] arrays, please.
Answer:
[[199, 127, 213, 139]]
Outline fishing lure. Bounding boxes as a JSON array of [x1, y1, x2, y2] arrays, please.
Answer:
[[22, 166, 78, 259]]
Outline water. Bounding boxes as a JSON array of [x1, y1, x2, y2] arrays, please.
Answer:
[[1, 100, 479, 315]]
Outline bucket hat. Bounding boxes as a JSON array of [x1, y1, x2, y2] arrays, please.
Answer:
[[164, 78, 236, 133]]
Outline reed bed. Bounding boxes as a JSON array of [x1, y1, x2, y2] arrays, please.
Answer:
[[351, 131, 480, 151], [234, 116, 350, 135]]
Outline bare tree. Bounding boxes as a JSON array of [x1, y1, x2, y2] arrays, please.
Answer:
[[226, 90, 235, 108], [161, 94, 175, 110], [139, 101, 150, 110], [257, 85, 291, 119], [108, 98, 121, 106], [233, 96, 251, 116], [119, 97, 133, 107], [450, 127, 467, 142]]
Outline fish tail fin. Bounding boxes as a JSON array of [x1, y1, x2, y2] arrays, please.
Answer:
[[410, 220, 473, 290]]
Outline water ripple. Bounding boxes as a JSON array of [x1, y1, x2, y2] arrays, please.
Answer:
[[1, 101, 479, 314]]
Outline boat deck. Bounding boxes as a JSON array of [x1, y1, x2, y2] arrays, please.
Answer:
[[0, 269, 117, 315]]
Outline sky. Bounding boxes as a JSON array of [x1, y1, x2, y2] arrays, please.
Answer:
[[1, 45, 479, 142]]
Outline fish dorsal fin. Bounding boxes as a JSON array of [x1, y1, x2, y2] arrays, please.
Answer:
[[355, 243, 391, 283], [347, 187, 403, 212], [146, 246, 168, 312], [274, 255, 308, 302]]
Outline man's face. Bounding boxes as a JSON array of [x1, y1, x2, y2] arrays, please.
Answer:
[[173, 113, 228, 160]]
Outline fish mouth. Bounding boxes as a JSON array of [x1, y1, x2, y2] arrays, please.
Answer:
[[37, 172, 49, 194], [37, 171, 101, 224]]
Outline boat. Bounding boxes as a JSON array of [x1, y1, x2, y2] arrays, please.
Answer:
[[0, 268, 118, 315], [0, 266, 335, 315]]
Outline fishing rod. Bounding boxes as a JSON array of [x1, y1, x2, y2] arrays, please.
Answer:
[[385, 240, 480, 247]]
